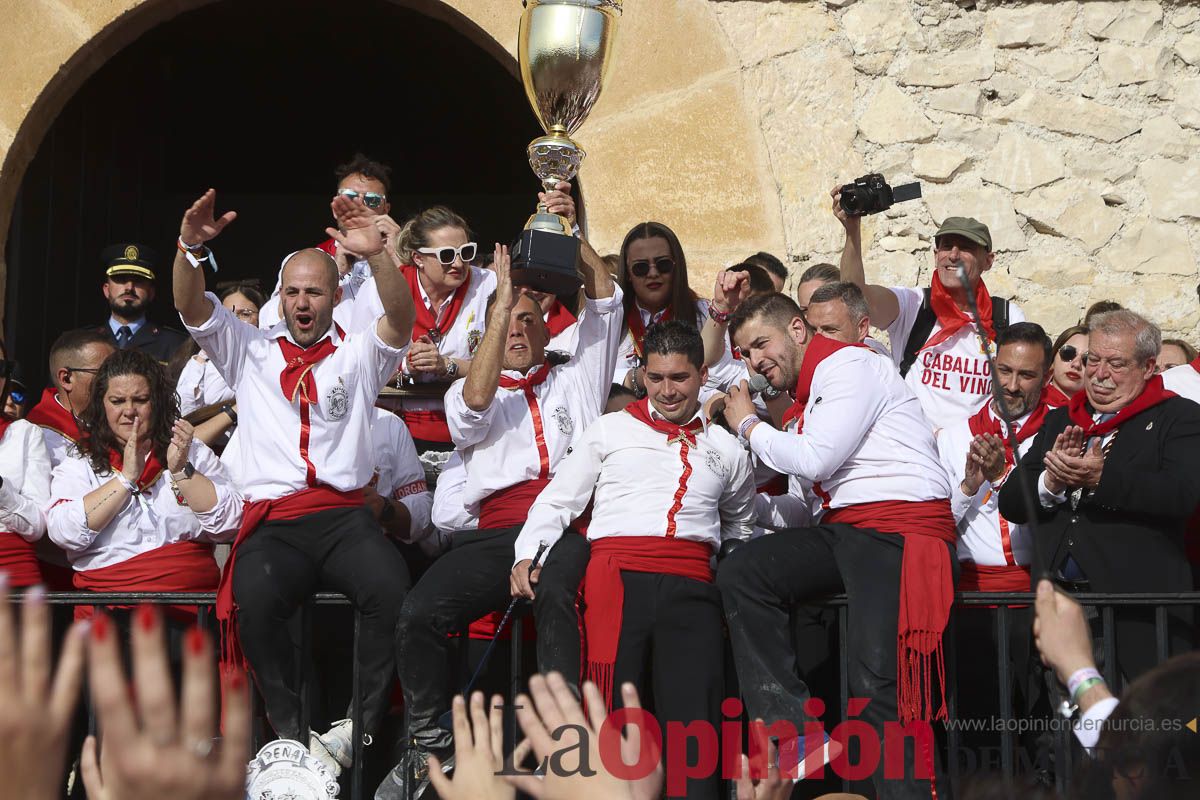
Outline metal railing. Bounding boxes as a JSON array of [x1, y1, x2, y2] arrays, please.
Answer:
[[28, 589, 1200, 799]]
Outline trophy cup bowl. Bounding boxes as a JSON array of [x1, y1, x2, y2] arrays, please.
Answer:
[[511, 0, 621, 296]]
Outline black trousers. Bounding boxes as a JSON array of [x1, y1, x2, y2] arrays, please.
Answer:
[[717, 524, 955, 800], [612, 571, 725, 800], [395, 526, 589, 749], [232, 506, 412, 740]]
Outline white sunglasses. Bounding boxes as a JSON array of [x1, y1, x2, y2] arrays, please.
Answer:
[[417, 243, 477, 265]]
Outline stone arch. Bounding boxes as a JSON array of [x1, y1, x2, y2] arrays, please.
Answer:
[[0, 0, 781, 321]]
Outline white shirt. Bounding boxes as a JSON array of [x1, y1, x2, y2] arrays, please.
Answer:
[[430, 451, 478, 533], [47, 440, 243, 571], [369, 408, 437, 550], [748, 347, 950, 509], [445, 288, 625, 507], [1075, 696, 1120, 751], [176, 352, 235, 416], [887, 286, 1026, 430], [614, 299, 747, 392], [514, 406, 756, 564], [936, 401, 1035, 566], [1163, 360, 1200, 404], [183, 292, 406, 502], [0, 421, 52, 542]]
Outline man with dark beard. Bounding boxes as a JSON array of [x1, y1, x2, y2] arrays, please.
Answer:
[[90, 244, 188, 364]]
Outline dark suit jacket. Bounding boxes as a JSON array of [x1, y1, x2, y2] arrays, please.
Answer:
[[998, 396, 1200, 679], [89, 320, 189, 366]]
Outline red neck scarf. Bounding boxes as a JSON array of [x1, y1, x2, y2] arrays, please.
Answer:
[[1043, 382, 1073, 409], [545, 301, 577, 338], [278, 328, 342, 403], [1066, 374, 1175, 437], [27, 388, 81, 441], [584, 537, 713, 709], [107, 446, 166, 493], [403, 264, 471, 343], [498, 361, 554, 393], [782, 335, 870, 430], [624, 398, 705, 446], [1191, 356, 1200, 374], [919, 271, 996, 352], [967, 396, 1050, 466], [626, 305, 671, 360]]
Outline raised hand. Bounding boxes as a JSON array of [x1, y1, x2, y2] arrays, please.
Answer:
[[166, 420, 194, 474], [537, 181, 576, 226], [0, 582, 88, 800], [427, 692, 514, 800], [180, 190, 237, 246], [830, 182, 859, 233], [122, 416, 147, 483], [327, 195, 384, 258], [971, 434, 1007, 484], [80, 607, 251, 800], [492, 244, 515, 314], [713, 270, 751, 315]]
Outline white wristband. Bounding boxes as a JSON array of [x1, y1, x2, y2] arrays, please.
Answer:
[[115, 472, 139, 495]]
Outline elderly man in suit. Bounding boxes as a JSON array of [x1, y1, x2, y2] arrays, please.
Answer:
[[999, 309, 1200, 684]]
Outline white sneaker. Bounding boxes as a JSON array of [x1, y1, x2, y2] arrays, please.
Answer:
[[309, 719, 358, 778]]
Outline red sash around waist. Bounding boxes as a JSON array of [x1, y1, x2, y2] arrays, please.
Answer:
[[824, 499, 956, 724], [73, 540, 219, 621], [217, 486, 363, 674], [584, 536, 714, 708], [479, 479, 551, 530], [400, 408, 451, 443], [957, 561, 1031, 593], [0, 533, 42, 587]]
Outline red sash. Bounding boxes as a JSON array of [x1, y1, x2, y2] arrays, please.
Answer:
[[0, 534, 41, 587], [825, 499, 957, 724], [26, 388, 81, 442], [957, 562, 1031, 592], [217, 486, 363, 674], [545, 301, 577, 338], [967, 398, 1049, 467], [73, 540, 219, 621], [479, 479, 551, 530], [919, 272, 996, 352], [1043, 383, 1072, 409], [403, 264, 471, 342], [584, 536, 713, 708], [400, 409, 451, 444], [1066, 375, 1174, 436], [757, 474, 789, 496]]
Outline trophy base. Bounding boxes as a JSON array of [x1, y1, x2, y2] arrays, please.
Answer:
[[511, 226, 582, 297]]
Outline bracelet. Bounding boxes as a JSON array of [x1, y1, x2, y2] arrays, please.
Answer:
[[1067, 667, 1103, 699], [221, 403, 238, 425], [708, 304, 732, 324], [178, 236, 205, 253], [177, 237, 220, 273], [115, 472, 139, 495], [737, 413, 760, 440], [1072, 676, 1106, 702]]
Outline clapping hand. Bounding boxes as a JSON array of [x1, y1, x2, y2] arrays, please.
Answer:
[[407, 336, 444, 375], [80, 607, 251, 800], [166, 420, 194, 475], [122, 416, 149, 484], [426, 692, 515, 800], [327, 195, 384, 258], [180, 190, 237, 246], [962, 433, 1006, 495]]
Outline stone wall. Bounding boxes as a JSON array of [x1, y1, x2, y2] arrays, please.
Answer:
[[711, 0, 1200, 341]]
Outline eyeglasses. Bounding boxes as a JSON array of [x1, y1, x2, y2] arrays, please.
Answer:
[[66, 366, 101, 374], [629, 256, 675, 278], [417, 243, 477, 265], [1057, 345, 1079, 363], [231, 308, 258, 321], [7, 390, 24, 405], [337, 188, 387, 209]]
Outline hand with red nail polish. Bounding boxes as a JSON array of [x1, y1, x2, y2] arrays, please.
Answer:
[[0, 584, 88, 800], [81, 615, 251, 800]]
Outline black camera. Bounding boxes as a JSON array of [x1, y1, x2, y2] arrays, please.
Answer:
[[839, 173, 922, 217]]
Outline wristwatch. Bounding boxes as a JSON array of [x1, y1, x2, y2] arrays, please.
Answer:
[[171, 462, 196, 482], [443, 359, 460, 379], [221, 403, 238, 425]]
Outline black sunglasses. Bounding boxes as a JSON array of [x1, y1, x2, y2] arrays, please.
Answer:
[[629, 256, 675, 278], [1058, 345, 1079, 363], [337, 188, 386, 209]]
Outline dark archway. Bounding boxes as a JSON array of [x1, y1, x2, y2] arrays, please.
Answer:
[[5, 0, 541, 390]]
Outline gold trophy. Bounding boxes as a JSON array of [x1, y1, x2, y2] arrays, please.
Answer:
[[511, 0, 622, 295]]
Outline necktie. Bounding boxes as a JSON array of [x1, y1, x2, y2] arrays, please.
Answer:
[[115, 326, 132, 349]]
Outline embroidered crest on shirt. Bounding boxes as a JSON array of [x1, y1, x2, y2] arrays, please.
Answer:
[[467, 329, 483, 355], [553, 405, 574, 436], [326, 378, 349, 420], [702, 447, 727, 478]]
